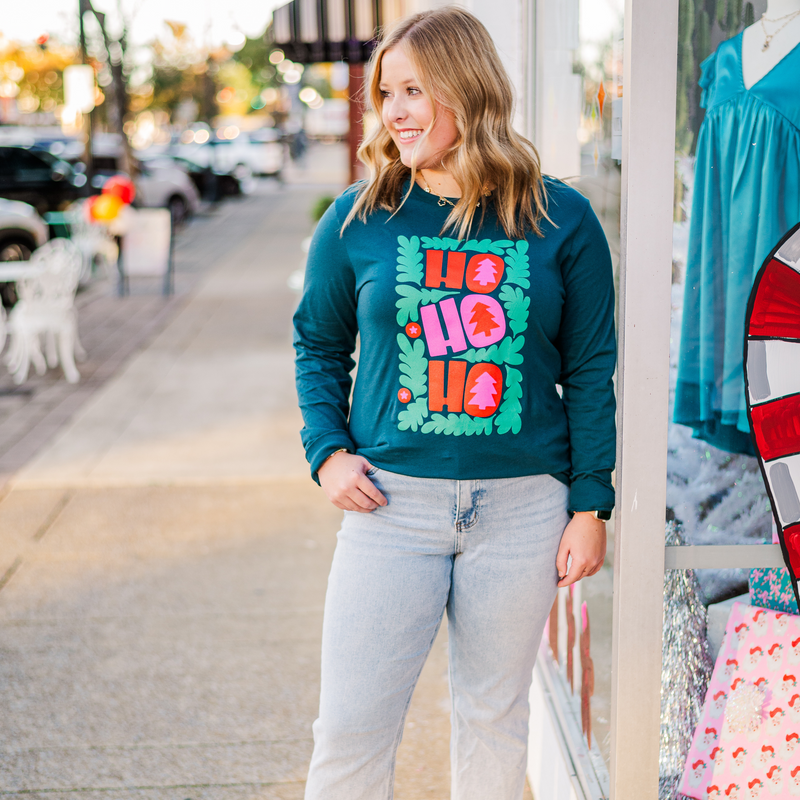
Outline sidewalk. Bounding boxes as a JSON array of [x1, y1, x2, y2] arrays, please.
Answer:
[[0, 177, 454, 798], [0, 186, 278, 483]]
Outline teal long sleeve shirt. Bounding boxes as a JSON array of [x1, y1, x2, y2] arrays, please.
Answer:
[[293, 178, 617, 513]]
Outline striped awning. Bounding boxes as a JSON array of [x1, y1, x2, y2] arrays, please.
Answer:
[[272, 0, 406, 63]]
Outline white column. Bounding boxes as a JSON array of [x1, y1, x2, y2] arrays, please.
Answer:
[[610, 0, 679, 795], [532, 0, 582, 178], [455, 0, 533, 137]]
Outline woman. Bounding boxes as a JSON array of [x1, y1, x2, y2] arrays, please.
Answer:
[[293, 7, 616, 799]]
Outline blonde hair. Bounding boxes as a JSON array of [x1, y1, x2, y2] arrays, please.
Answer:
[[343, 6, 548, 240]]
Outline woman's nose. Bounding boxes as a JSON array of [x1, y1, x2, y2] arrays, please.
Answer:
[[386, 96, 407, 122]]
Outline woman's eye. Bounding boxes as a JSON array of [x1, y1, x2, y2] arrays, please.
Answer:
[[380, 90, 391, 98], [407, 87, 420, 96]]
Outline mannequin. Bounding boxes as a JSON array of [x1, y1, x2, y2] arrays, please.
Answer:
[[674, 3, 800, 455], [742, 0, 800, 88]]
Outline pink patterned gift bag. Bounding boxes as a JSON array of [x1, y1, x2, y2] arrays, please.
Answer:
[[680, 603, 800, 799]]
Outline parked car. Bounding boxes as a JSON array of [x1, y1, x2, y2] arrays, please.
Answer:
[[174, 129, 284, 180], [139, 153, 242, 200], [0, 146, 87, 215], [243, 128, 286, 176], [0, 197, 48, 261], [90, 137, 201, 225], [0, 197, 49, 307]]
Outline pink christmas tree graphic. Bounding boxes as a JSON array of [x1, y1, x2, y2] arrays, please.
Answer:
[[468, 371, 498, 410], [469, 301, 499, 338], [473, 258, 497, 287]]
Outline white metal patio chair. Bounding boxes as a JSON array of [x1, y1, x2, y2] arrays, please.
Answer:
[[65, 205, 119, 285], [3, 238, 85, 384]]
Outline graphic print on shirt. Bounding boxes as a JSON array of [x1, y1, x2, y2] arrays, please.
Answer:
[[394, 235, 530, 435]]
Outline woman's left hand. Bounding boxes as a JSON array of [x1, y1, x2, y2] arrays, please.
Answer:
[[556, 512, 607, 588]]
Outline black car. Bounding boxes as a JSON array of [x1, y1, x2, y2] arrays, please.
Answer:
[[0, 146, 87, 215]]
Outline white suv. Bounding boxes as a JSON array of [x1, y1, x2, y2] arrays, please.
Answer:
[[0, 198, 48, 262], [0, 198, 49, 307], [175, 130, 284, 180]]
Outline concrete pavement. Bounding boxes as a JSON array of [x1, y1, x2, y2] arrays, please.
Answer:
[[0, 177, 457, 799]]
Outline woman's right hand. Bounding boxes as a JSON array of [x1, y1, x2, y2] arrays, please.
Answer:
[[318, 452, 388, 512]]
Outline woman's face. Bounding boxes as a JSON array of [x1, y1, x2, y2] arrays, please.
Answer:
[[379, 46, 459, 171]]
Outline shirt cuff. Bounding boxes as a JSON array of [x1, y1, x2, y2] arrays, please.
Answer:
[[308, 432, 357, 485], [568, 472, 615, 515]]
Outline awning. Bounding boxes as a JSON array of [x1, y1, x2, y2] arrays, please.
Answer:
[[272, 0, 401, 63]]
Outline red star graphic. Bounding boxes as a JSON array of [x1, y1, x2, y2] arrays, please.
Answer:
[[405, 322, 421, 338], [398, 388, 411, 403]]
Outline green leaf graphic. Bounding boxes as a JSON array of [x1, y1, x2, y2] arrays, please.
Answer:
[[455, 336, 525, 366], [397, 397, 429, 432], [396, 236, 423, 285], [420, 236, 463, 252], [397, 333, 427, 398], [495, 368, 523, 434], [421, 413, 494, 436], [504, 240, 530, 289], [462, 238, 514, 255], [395, 286, 457, 326], [499, 285, 530, 337]]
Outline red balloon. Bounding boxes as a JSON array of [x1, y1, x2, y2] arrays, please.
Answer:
[[102, 174, 136, 204]]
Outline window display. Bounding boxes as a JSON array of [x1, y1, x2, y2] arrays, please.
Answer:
[[663, 2, 800, 798], [674, 1, 800, 456], [669, 0, 800, 597]]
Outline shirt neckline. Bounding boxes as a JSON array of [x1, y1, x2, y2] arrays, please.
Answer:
[[408, 178, 462, 208]]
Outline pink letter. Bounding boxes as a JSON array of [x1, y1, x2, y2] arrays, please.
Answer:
[[420, 298, 468, 356]]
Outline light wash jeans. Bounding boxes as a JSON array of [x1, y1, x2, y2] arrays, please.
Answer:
[[304, 468, 569, 800]]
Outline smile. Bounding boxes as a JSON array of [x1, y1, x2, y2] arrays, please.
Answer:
[[398, 129, 423, 141]]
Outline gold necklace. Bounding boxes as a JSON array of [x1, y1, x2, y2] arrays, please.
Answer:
[[760, 8, 800, 51], [420, 173, 456, 207], [419, 173, 490, 208]]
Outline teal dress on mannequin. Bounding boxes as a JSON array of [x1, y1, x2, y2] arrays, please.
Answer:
[[674, 32, 800, 454]]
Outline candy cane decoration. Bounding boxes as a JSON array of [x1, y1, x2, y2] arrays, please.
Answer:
[[744, 222, 800, 605]]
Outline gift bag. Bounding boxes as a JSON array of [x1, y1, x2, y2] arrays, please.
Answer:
[[679, 602, 800, 798]]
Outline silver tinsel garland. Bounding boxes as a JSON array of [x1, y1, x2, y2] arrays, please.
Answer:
[[659, 521, 715, 800]]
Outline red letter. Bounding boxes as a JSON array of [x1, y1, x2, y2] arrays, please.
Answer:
[[429, 360, 467, 413], [425, 250, 466, 289]]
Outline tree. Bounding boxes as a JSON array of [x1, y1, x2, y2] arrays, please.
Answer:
[[469, 301, 499, 338], [81, 0, 135, 173], [468, 371, 498, 411], [473, 258, 497, 287]]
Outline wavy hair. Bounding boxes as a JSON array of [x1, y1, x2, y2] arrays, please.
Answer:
[[343, 6, 549, 240]]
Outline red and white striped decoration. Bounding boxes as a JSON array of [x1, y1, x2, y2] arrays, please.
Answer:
[[745, 223, 800, 586]]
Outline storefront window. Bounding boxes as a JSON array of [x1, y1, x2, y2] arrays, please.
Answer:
[[669, 0, 776, 568], [532, 0, 623, 783], [664, 0, 800, 794]]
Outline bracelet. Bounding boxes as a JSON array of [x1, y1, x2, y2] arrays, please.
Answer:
[[321, 448, 350, 467]]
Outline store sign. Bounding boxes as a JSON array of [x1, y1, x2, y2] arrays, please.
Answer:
[[121, 209, 172, 277]]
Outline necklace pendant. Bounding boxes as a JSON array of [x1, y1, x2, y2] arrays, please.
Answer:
[[763, 37, 771, 51], [437, 197, 448, 207]]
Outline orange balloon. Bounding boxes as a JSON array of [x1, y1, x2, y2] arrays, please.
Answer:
[[90, 193, 124, 222], [83, 195, 99, 222], [102, 174, 136, 204]]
